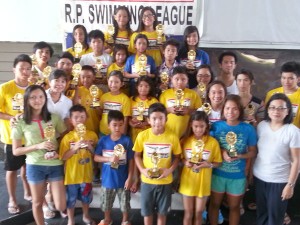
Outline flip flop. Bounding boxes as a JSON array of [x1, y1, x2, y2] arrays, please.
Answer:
[[8, 204, 20, 215], [42, 206, 56, 219]]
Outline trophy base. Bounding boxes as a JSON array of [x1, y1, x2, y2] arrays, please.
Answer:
[[139, 72, 147, 76], [136, 116, 144, 121], [44, 151, 55, 158], [228, 151, 238, 158], [80, 143, 89, 149], [91, 102, 100, 108], [111, 162, 119, 169], [147, 169, 161, 179], [174, 107, 184, 113], [190, 158, 201, 165]]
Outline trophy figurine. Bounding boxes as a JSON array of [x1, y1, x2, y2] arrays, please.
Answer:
[[111, 144, 125, 169], [29, 54, 39, 83], [155, 24, 164, 44], [95, 58, 103, 78], [76, 123, 88, 149], [201, 102, 212, 116], [147, 150, 161, 178], [13, 93, 24, 113], [160, 71, 169, 92], [107, 24, 115, 44], [71, 63, 82, 86], [190, 139, 205, 164], [188, 50, 196, 62], [44, 123, 56, 158], [138, 54, 147, 76], [175, 89, 184, 112], [36, 66, 52, 86], [89, 85, 100, 107], [136, 101, 145, 121], [226, 131, 238, 158], [74, 42, 83, 61], [245, 103, 255, 123], [197, 82, 206, 101]]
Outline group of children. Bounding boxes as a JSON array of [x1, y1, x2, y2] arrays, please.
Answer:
[[1, 4, 300, 225]]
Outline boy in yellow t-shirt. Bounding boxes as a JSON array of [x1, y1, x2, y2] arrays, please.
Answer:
[[73, 65, 103, 134], [59, 104, 98, 225], [159, 66, 202, 138], [265, 61, 300, 128], [133, 103, 181, 225]]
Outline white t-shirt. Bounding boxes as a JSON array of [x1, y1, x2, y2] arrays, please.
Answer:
[[79, 52, 112, 68], [46, 89, 72, 120], [226, 80, 239, 95], [253, 120, 300, 183]]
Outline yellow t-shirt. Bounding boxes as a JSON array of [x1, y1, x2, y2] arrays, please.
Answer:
[[77, 86, 103, 134], [130, 96, 158, 142], [66, 46, 93, 58], [59, 130, 98, 185], [99, 92, 131, 135], [133, 128, 182, 185], [265, 87, 300, 128], [179, 135, 222, 197], [128, 31, 166, 66], [107, 63, 129, 95], [159, 88, 202, 138], [0, 80, 27, 144], [105, 30, 131, 47]]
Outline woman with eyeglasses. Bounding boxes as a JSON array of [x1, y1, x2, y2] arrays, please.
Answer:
[[253, 93, 300, 225]]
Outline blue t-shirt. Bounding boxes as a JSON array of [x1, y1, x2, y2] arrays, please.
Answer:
[[210, 121, 257, 179], [95, 134, 134, 188]]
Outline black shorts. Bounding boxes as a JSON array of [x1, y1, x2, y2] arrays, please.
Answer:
[[4, 144, 25, 171]]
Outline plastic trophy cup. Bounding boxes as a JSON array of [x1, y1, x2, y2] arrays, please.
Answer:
[[190, 139, 204, 164], [138, 54, 147, 76], [95, 58, 103, 78], [202, 102, 212, 116], [226, 131, 238, 158], [74, 42, 83, 61], [147, 150, 161, 178], [71, 63, 82, 86], [36, 66, 52, 86], [160, 71, 169, 92], [136, 101, 145, 121], [155, 24, 164, 44], [188, 50, 196, 62], [197, 82, 206, 101], [44, 124, 56, 158], [245, 103, 255, 123], [107, 25, 115, 44], [89, 85, 100, 107], [175, 89, 184, 112], [13, 93, 24, 113], [30, 54, 39, 83], [111, 144, 125, 169], [76, 123, 88, 149]]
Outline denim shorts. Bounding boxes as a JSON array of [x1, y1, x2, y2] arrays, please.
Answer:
[[211, 174, 246, 196], [140, 183, 172, 216], [26, 164, 64, 184], [66, 183, 93, 208]]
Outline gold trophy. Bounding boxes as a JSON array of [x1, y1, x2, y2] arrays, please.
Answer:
[[155, 24, 164, 44], [89, 85, 100, 107], [190, 139, 205, 164], [71, 63, 82, 86], [30, 54, 39, 83], [147, 150, 161, 178], [36, 66, 52, 86], [136, 101, 145, 121], [44, 123, 56, 158], [107, 24, 115, 44], [188, 50, 196, 62], [197, 82, 206, 101], [245, 103, 255, 123], [226, 131, 238, 158], [95, 58, 103, 78], [160, 71, 169, 92], [75, 123, 89, 164], [201, 102, 212, 116], [138, 54, 147, 76], [74, 42, 83, 60], [111, 144, 125, 169], [12, 93, 24, 113], [175, 89, 184, 112]]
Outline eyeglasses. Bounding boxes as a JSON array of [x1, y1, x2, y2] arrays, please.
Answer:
[[142, 14, 154, 19], [268, 106, 288, 112], [197, 74, 211, 79]]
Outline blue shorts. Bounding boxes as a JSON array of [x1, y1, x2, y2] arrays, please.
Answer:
[[26, 164, 64, 184], [66, 183, 93, 208], [140, 183, 172, 216], [211, 174, 246, 196]]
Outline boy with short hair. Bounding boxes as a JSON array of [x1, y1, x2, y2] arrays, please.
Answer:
[[265, 61, 300, 128], [94, 110, 134, 225], [60, 104, 98, 225], [159, 66, 201, 138], [32, 41, 54, 77], [133, 102, 182, 225]]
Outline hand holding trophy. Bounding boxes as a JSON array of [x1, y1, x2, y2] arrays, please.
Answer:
[[107, 24, 115, 44], [71, 63, 82, 86], [136, 102, 145, 121], [75, 123, 89, 164], [43, 123, 56, 159], [197, 82, 206, 102], [29, 54, 39, 84], [244, 103, 256, 124], [155, 24, 164, 45], [147, 150, 161, 179], [74, 42, 83, 62], [201, 102, 212, 116], [226, 131, 238, 158], [174, 89, 185, 113], [160, 71, 169, 92], [187, 50, 196, 69], [138, 54, 147, 76], [89, 85, 100, 107], [190, 139, 205, 173], [36, 66, 52, 86], [111, 144, 125, 169]]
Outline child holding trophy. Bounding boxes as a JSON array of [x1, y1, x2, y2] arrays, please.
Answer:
[[159, 66, 201, 138], [12, 85, 67, 225], [193, 64, 214, 101], [128, 6, 165, 66], [94, 110, 134, 225], [60, 104, 98, 225], [129, 76, 158, 142], [178, 26, 210, 89], [179, 111, 222, 225], [209, 94, 257, 225], [124, 34, 156, 96]]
